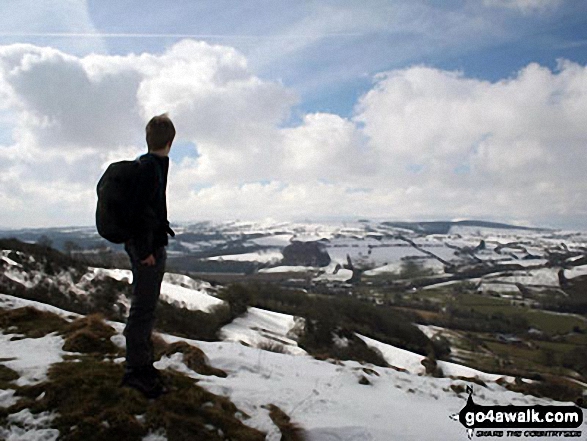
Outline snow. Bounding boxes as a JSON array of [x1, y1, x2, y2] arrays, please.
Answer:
[[326, 242, 428, 268], [0, 332, 66, 386], [90, 267, 132, 283], [1, 254, 20, 267], [163, 273, 213, 291], [449, 225, 539, 237], [356, 334, 426, 374], [250, 234, 293, 247], [416, 324, 448, 339], [421, 280, 473, 290], [258, 265, 313, 273], [159, 281, 225, 312], [3, 221, 587, 440], [436, 360, 504, 382], [91, 268, 225, 313], [176, 240, 206, 252], [0, 389, 18, 408], [2, 267, 37, 288], [1, 294, 586, 441], [158, 335, 577, 441], [363, 262, 403, 276], [142, 431, 167, 441], [207, 250, 283, 263], [356, 334, 510, 383], [478, 281, 521, 294], [1, 410, 58, 441], [0, 294, 80, 319], [511, 258, 549, 267], [416, 245, 460, 262], [313, 268, 353, 282], [7, 409, 55, 428], [477, 269, 551, 293], [485, 268, 560, 287], [220, 307, 306, 355], [364, 258, 446, 276], [565, 265, 587, 279], [290, 233, 333, 242]]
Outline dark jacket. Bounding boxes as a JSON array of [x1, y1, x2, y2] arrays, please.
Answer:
[[129, 153, 173, 260]]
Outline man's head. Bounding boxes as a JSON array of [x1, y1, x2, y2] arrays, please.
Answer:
[[146, 114, 175, 154]]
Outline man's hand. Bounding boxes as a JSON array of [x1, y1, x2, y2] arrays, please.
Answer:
[[140, 254, 156, 266]]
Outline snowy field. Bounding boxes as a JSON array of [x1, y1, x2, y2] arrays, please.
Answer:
[[144, 221, 587, 288], [207, 251, 283, 264]]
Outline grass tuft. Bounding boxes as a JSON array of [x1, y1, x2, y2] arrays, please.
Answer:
[[62, 314, 120, 355], [358, 375, 371, 385], [449, 376, 487, 388], [0, 307, 69, 338], [0, 364, 19, 389], [158, 341, 228, 378], [265, 404, 305, 441], [503, 375, 585, 407], [8, 356, 264, 441]]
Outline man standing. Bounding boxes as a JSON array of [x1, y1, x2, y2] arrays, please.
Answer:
[[121, 114, 175, 398]]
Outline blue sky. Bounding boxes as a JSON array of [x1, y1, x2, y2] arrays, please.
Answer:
[[91, 1, 587, 113], [0, 0, 586, 228], [5, 1, 587, 116]]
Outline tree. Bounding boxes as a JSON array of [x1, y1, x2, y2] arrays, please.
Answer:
[[37, 235, 53, 249], [64, 240, 82, 256]]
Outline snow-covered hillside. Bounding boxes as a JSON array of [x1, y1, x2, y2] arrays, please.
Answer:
[[1, 230, 587, 440], [2, 293, 585, 441]]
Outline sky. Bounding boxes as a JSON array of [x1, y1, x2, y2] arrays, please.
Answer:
[[0, 0, 586, 230]]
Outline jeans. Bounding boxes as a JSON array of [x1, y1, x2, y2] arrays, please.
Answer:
[[123, 244, 166, 370]]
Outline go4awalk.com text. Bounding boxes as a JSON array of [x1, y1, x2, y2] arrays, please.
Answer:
[[450, 386, 584, 439]]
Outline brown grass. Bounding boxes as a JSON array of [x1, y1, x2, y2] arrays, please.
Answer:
[[0, 307, 69, 338], [503, 375, 585, 407], [157, 340, 227, 378], [8, 356, 265, 441], [265, 404, 306, 441], [62, 314, 120, 355], [0, 364, 19, 389]]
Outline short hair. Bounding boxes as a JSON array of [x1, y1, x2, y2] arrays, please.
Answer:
[[146, 114, 175, 151]]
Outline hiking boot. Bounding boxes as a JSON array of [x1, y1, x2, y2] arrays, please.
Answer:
[[147, 366, 170, 392], [121, 366, 168, 399], [146, 365, 165, 381]]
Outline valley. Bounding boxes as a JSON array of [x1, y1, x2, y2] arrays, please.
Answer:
[[1, 220, 586, 440]]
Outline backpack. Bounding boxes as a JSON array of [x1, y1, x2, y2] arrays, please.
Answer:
[[95, 159, 141, 244]]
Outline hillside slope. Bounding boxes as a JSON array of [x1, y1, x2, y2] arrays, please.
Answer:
[[2, 294, 586, 440], [0, 240, 586, 440]]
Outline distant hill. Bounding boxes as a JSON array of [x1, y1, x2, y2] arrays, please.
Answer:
[[381, 220, 547, 235]]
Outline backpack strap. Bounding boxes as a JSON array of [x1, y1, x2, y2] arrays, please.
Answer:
[[138, 153, 173, 238], [138, 153, 164, 198]]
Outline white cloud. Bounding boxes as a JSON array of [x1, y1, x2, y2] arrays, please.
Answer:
[[0, 44, 143, 151], [0, 40, 299, 226], [278, 113, 374, 183], [165, 59, 587, 225], [0, 39, 586, 228], [353, 61, 587, 221], [136, 40, 296, 144]]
